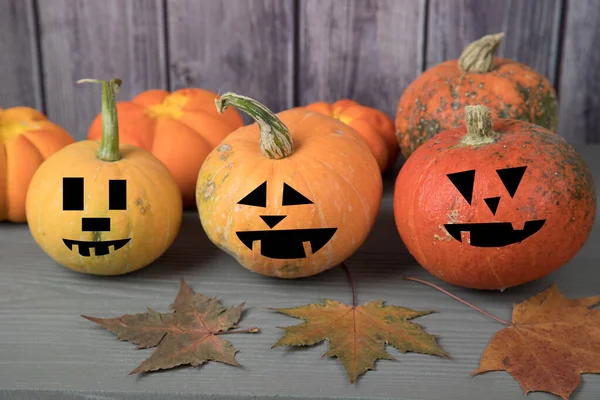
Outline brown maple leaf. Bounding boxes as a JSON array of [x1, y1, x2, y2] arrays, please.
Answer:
[[473, 284, 600, 400], [271, 298, 447, 383], [82, 279, 258, 375]]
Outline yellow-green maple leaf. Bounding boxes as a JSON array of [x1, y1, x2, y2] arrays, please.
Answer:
[[272, 298, 447, 383]]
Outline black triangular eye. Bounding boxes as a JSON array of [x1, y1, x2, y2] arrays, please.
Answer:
[[447, 170, 475, 205], [282, 183, 313, 205], [497, 166, 527, 197], [238, 181, 267, 207]]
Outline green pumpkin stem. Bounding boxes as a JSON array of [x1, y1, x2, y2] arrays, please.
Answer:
[[458, 33, 504, 73], [215, 92, 294, 159], [77, 78, 122, 161], [462, 105, 499, 146]]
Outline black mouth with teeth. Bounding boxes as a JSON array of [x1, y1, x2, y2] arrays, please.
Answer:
[[236, 228, 337, 259], [62, 238, 131, 256], [444, 220, 546, 247]]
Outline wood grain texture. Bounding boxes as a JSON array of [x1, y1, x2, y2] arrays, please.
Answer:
[[297, 0, 425, 119], [0, 0, 42, 110], [558, 0, 600, 145], [1, 145, 599, 400], [37, 0, 167, 140], [167, 0, 294, 115], [426, 0, 562, 84]]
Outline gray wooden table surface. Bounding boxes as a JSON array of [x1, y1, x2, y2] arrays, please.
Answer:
[[1, 146, 600, 400]]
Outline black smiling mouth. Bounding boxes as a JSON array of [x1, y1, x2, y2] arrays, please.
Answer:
[[236, 228, 337, 259], [62, 238, 131, 256], [444, 220, 546, 247]]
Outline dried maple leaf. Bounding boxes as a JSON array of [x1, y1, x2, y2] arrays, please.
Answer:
[[82, 279, 258, 375], [473, 284, 600, 400], [272, 298, 447, 383]]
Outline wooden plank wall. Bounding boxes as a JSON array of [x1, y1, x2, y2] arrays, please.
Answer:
[[0, 0, 597, 145]]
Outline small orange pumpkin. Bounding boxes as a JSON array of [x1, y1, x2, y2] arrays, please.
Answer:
[[396, 33, 558, 158], [394, 105, 595, 290], [0, 107, 74, 222], [304, 100, 399, 172], [27, 79, 182, 275], [87, 87, 244, 206], [197, 93, 382, 278]]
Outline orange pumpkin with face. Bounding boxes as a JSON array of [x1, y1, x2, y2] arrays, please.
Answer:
[[394, 105, 595, 290], [197, 93, 383, 278], [303, 99, 398, 172], [87, 88, 244, 206], [0, 107, 74, 222]]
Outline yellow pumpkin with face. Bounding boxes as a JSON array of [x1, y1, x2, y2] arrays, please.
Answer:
[[26, 79, 182, 275]]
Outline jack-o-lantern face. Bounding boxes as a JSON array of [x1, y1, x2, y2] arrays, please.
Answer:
[[61, 177, 131, 256], [444, 165, 546, 247], [235, 181, 337, 259]]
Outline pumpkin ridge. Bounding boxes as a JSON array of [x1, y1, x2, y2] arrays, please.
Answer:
[[290, 155, 329, 231], [160, 115, 217, 149], [405, 144, 455, 268], [0, 143, 7, 219], [126, 160, 167, 265], [146, 117, 160, 155], [183, 109, 242, 132], [303, 153, 371, 229]]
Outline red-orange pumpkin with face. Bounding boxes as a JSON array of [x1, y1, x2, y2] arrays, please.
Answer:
[[394, 105, 595, 290]]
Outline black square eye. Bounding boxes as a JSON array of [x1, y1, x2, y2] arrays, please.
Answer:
[[63, 177, 84, 211], [109, 180, 127, 210]]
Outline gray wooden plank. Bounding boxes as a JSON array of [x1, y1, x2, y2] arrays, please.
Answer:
[[1, 145, 599, 399], [167, 0, 294, 115], [297, 0, 425, 119], [426, 0, 561, 84], [0, 0, 42, 110], [37, 0, 167, 140], [558, 0, 600, 145]]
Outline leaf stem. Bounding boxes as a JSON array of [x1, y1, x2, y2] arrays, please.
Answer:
[[216, 327, 260, 335], [403, 276, 510, 326], [340, 263, 357, 307]]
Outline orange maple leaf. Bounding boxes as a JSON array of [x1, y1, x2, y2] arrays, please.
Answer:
[[272, 298, 447, 383], [473, 284, 600, 399]]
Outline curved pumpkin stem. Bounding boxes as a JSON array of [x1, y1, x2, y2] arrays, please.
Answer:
[[77, 78, 122, 161], [462, 105, 499, 146], [458, 32, 504, 73], [215, 92, 294, 159]]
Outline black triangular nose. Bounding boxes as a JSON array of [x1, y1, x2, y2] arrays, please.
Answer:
[[260, 215, 286, 228], [484, 196, 501, 215]]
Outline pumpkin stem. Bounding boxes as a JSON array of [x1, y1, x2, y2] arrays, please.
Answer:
[[215, 92, 294, 159], [458, 32, 504, 73], [462, 105, 499, 145], [77, 78, 122, 161]]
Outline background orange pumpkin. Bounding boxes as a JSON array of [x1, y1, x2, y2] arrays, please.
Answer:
[[0, 107, 74, 222], [394, 105, 595, 290], [197, 93, 382, 278], [87, 87, 244, 206], [304, 100, 398, 172], [27, 79, 182, 275], [395, 33, 558, 159]]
